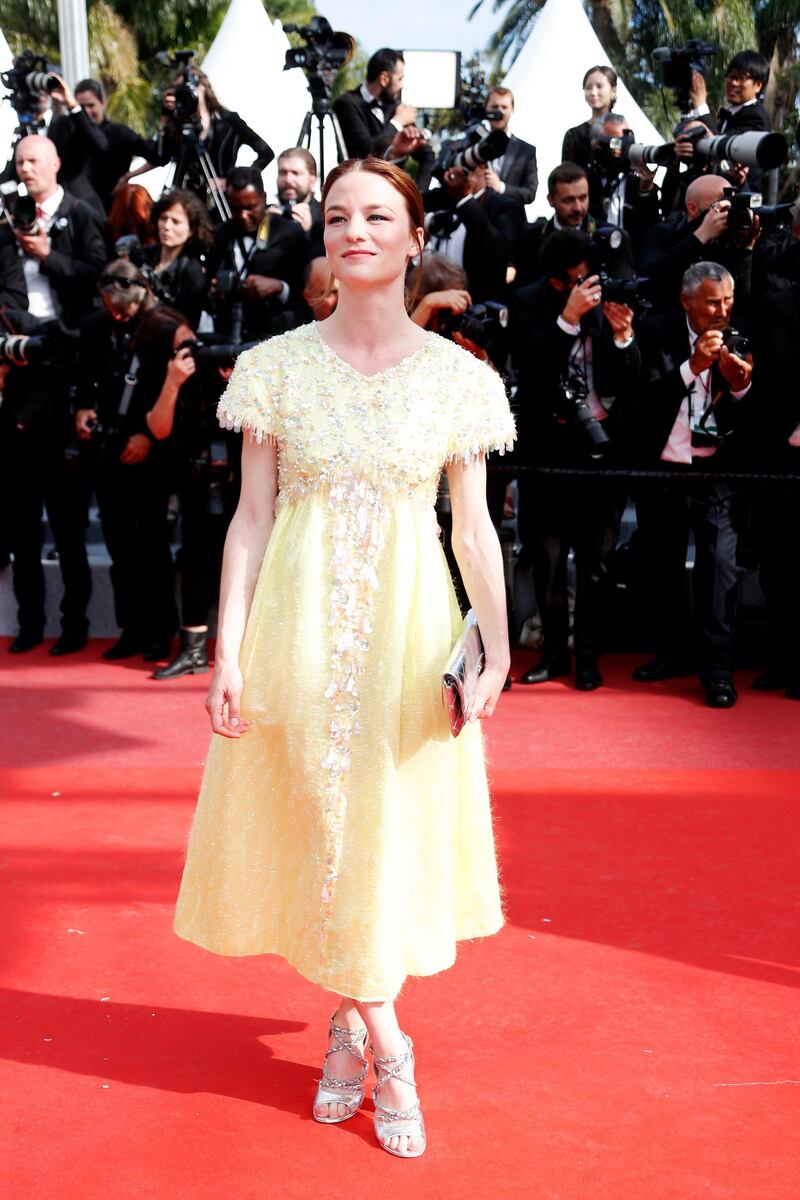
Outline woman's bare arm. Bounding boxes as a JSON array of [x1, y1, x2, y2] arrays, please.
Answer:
[[446, 454, 510, 721], [206, 435, 279, 737]]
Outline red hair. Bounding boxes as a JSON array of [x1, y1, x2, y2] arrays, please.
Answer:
[[108, 183, 155, 247], [322, 157, 426, 254], [321, 157, 427, 306]]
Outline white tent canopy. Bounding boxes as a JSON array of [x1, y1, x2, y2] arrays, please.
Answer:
[[0, 26, 19, 174], [135, 0, 322, 200], [502, 0, 664, 218]]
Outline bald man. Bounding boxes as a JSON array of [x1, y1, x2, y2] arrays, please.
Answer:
[[642, 170, 757, 314], [0, 134, 108, 655]]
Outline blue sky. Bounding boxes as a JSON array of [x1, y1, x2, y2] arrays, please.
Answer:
[[321, 1, 502, 61]]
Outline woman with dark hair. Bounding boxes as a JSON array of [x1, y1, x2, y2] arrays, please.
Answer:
[[174, 158, 515, 1159], [160, 70, 273, 202], [74, 261, 181, 661], [562, 65, 618, 168], [144, 188, 214, 328]]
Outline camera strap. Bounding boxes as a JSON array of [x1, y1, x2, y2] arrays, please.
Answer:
[[117, 354, 140, 419]]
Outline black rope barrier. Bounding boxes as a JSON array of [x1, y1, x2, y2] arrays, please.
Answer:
[[487, 464, 800, 482]]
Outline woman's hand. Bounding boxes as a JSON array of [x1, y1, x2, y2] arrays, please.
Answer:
[[206, 661, 251, 738], [167, 346, 196, 386], [466, 663, 509, 723]]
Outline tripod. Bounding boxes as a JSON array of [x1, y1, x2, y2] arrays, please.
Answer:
[[168, 123, 233, 222], [295, 78, 346, 182]]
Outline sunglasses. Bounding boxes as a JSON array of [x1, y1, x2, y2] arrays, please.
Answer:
[[99, 274, 142, 289]]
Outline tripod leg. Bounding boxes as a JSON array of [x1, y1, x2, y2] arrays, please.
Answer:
[[297, 111, 312, 149], [196, 146, 232, 222]]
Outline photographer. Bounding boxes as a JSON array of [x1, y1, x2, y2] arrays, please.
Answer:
[[0, 135, 107, 655], [142, 188, 213, 328], [73, 78, 162, 214], [587, 112, 661, 256], [423, 162, 524, 302], [511, 229, 640, 690], [513, 162, 601, 289], [479, 87, 538, 205], [207, 166, 307, 341], [160, 67, 273, 201], [747, 279, 800, 699], [333, 48, 432, 183], [630, 262, 754, 708], [642, 174, 757, 314], [141, 319, 239, 680], [1, 65, 108, 213], [270, 147, 324, 259], [74, 263, 181, 662]]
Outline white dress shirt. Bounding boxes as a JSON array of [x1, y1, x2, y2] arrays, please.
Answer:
[[22, 186, 63, 320]]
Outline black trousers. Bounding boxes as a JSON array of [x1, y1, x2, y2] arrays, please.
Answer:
[[517, 473, 627, 659], [177, 471, 238, 628], [752, 466, 800, 683], [1, 427, 92, 637], [634, 476, 740, 677], [94, 455, 178, 644]]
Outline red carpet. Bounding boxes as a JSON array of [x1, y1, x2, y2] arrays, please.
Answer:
[[2, 639, 799, 1199]]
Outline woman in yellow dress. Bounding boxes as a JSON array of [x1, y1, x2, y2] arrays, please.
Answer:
[[174, 158, 515, 1158]]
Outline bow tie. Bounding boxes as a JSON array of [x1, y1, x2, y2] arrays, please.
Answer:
[[717, 107, 732, 126]]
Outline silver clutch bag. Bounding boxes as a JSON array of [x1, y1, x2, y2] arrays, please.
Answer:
[[442, 609, 485, 738]]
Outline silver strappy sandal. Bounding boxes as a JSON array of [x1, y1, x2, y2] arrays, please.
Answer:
[[312, 1016, 369, 1124], [371, 1033, 426, 1159]]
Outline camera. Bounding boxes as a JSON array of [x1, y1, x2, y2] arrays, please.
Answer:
[[720, 187, 760, 246], [721, 327, 751, 359], [624, 127, 788, 173], [652, 39, 720, 113], [1, 193, 39, 235], [0, 50, 60, 124], [0, 331, 55, 367], [283, 16, 355, 100], [434, 125, 509, 181], [598, 271, 650, 308], [176, 336, 259, 369], [556, 369, 611, 459], [157, 49, 202, 124], [437, 302, 509, 351]]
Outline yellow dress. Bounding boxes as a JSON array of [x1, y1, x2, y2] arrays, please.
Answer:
[[174, 322, 516, 1001]]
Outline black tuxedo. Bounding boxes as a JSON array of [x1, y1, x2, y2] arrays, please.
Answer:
[[631, 311, 750, 464], [333, 87, 396, 159], [510, 279, 640, 662], [492, 134, 538, 205], [642, 212, 753, 316], [208, 213, 308, 340], [423, 187, 524, 301], [0, 190, 107, 641], [749, 283, 800, 683], [0, 189, 109, 352], [632, 311, 753, 679]]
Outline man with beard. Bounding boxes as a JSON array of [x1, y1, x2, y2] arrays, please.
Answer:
[[270, 147, 324, 259], [333, 48, 432, 185]]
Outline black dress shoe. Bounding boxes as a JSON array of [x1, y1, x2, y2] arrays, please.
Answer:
[[502, 675, 512, 691], [703, 677, 738, 708], [520, 655, 570, 684], [143, 639, 175, 663], [8, 631, 44, 654], [50, 631, 88, 656], [632, 657, 693, 683], [575, 657, 603, 691], [752, 671, 787, 692], [103, 632, 143, 660]]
